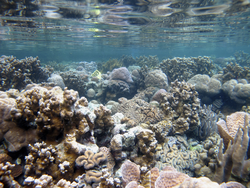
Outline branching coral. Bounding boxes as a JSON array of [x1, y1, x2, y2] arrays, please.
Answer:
[[160, 56, 215, 82], [0, 55, 52, 91], [213, 114, 250, 184], [160, 80, 201, 135]]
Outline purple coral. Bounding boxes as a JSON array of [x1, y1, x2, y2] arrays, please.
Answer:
[[109, 67, 133, 83]]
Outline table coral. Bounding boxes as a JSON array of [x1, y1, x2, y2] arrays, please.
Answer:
[[0, 55, 52, 91], [160, 56, 215, 82], [160, 80, 201, 135]]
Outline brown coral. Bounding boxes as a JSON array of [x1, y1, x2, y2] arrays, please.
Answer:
[[160, 56, 215, 82], [0, 55, 52, 91], [75, 150, 107, 170], [160, 80, 200, 135], [213, 114, 250, 183], [121, 160, 141, 186], [154, 168, 189, 188], [216, 112, 250, 148]]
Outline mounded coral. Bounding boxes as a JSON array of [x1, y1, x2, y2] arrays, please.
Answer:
[[160, 56, 215, 82], [135, 55, 159, 68], [121, 160, 141, 186], [0, 55, 52, 91], [188, 74, 221, 99], [160, 80, 201, 135], [144, 69, 168, 90], [222, 79, 250, 103]]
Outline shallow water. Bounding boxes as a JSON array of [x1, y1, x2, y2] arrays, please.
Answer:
[[1, 0, 250, 62]]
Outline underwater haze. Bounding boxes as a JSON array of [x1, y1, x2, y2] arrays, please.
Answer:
[[0, 0, 250, 62]]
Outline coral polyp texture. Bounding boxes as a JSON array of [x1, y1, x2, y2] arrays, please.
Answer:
[[0, 55, 52, 91], [160, 56, 215, 82], [160, 80, 200, 135], [2, 53, 250, 188]]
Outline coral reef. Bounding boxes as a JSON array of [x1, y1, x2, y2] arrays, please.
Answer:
[[135, 55, 159, 68], [160, 56, 215, 82], [0, 97, 37, 152], [144, 69, 168, 90], [117, 98, 165, 125], [198, 105, 218, 141], [121, 160, 140, 186], [75, 150, 107, 169], [213, 114, 250, 184], [222, 79, 250, 104], [188, 74, 221, 102], [218, 62, 250, 83], [47, 73, 65, 89], [216, 111, 250, 149], [98, 58, 123, 73], [0, 55, 52, 91], [160, 80, 201, 135], [234, 50, 250, 67]]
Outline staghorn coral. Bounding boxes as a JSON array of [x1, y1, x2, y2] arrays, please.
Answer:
[[234, 50, 250, 67], [0, 55, 52, 91], [160, 56, 215, 82], [160, 80, 201, 135], [75, 150, 107, 170], [98, 58, 123, 73]]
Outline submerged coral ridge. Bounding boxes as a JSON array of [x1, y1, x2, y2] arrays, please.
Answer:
[[1, 54, 250, 188]]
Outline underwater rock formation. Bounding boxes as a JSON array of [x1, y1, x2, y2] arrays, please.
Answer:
[[160, 56, 215, 82], [160, 80, 201, 135], [0, 55, 52, 91]]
